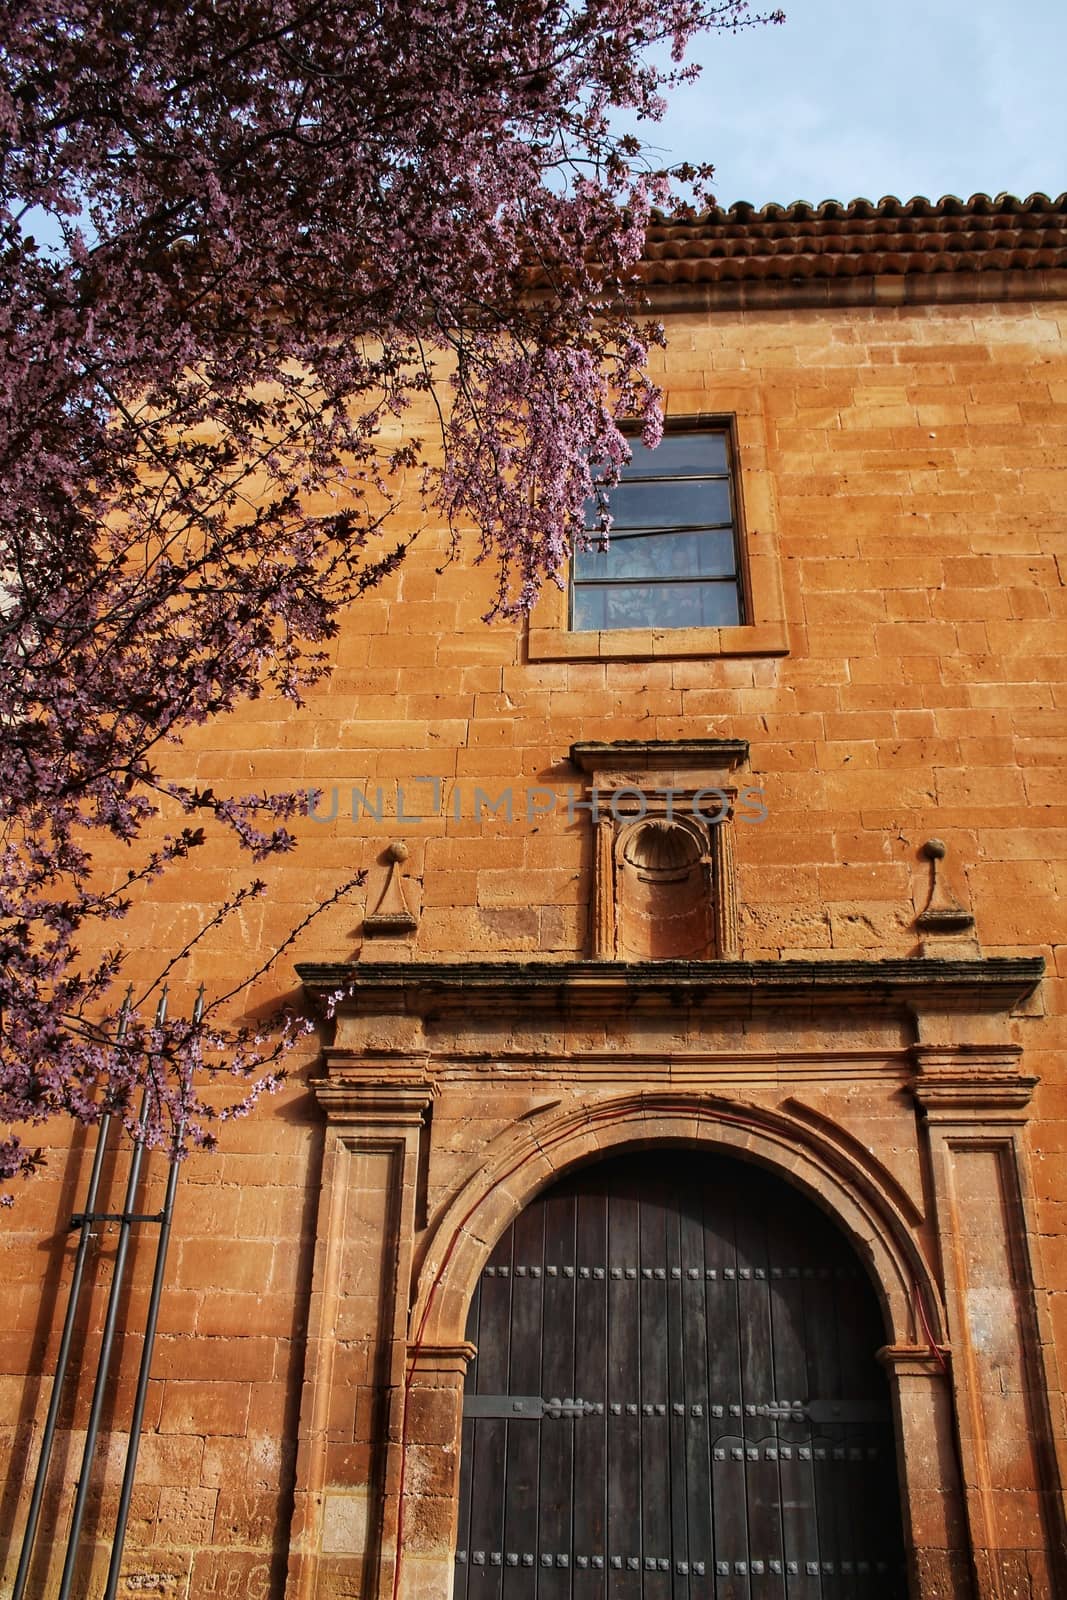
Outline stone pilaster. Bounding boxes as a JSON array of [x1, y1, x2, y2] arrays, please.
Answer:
[[396, 1342, 476, 1600], [912, 1047, 1065, 1598], [878, 1345, 972, 1598], [286, 1077, 435, 1600]]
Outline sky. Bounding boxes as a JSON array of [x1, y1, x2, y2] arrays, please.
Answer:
[[19, 0, 1064, 251], [645, 0, 1067, 209]]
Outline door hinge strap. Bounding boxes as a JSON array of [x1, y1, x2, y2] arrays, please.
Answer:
[[463, 1395, 605, 1419]]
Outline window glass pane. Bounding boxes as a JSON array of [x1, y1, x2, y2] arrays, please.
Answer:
[[574, 529, 737, 582], [575, 581, 741, 631], [620, 432, 729, 477], [571, 586, 605, 630], [697, 583, 741, 627], [572, 427, 745, 635], [585, 476, 732, 531]]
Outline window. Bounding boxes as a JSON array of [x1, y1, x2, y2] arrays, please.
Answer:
[[572, 427, 743, 632], [526, 409, 788, 662]]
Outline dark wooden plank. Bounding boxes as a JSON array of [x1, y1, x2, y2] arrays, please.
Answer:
[[455, 1275, 482, 1598], [664, 1173, 690, 1600], [638, 1172, 673, 1600], [572, 1186, 608, 1600], [467, 1423, 507, 1600], [767, 1207, 821, 1600], [474, 1237, 513, 1395], [465, 1272, 482, 1393], [802, 1224, 846, 1600], [704, 1170, 750, 1600], [831, 1265, 871, 1597], [502, 1200, 545, 1597], [466, 1243, 513, 1600], [831, 1260, 905, 1596], [733, 1184, 785, 1600], [606, 1188, 642, 1600], [538, 1187, 577, 1600], [679, 1177, 713, 1600], [454, 1415, 477, 1599]]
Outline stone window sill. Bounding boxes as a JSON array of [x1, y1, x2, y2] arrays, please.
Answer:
[[528, 618, 788, 662]]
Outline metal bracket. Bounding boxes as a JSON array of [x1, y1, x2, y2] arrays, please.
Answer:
[[69, 1212, 165, 1230], [464, 1394, 885, 1423], [464, 1395, 605, 1420], [755, 1400, 888, 1424], [464, 1396, 545, 1420]]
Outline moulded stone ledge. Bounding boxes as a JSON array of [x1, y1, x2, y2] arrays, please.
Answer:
[[568, 737, 750, 774], [297, 955, 1045, 1026]]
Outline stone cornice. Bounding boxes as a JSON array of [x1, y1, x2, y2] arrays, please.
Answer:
[[569, 738, 749, 775], [297, 956, 1043, 1022], [309, 1078, 436, 1122], [910, 1043, 1037, 1117], [913, 1080, 1037, 1116], [877, 1344, 951, 1378], [641, 269, 1067, 314], [407, 1341, 477, 1376]]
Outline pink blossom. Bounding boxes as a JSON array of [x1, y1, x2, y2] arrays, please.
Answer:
[[0, 0, 782, 1191]]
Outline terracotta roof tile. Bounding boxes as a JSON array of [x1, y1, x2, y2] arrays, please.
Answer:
[[637, 192, 1067, 284]]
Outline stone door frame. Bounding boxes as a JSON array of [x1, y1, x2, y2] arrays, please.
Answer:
[[285, 957, 1065, 1600]]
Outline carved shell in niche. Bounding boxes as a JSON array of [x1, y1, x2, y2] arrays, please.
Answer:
[[621, 819, 704, 881]]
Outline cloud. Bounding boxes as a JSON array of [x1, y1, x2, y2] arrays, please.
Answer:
[[646, 0, 1067, 204]]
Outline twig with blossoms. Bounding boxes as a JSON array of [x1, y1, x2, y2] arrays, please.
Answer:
[[0, 0, 783, 1187]]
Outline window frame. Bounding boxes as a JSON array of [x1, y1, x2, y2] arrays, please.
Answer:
[[569, 420, 746, 634], [527, 411, 788, 663]]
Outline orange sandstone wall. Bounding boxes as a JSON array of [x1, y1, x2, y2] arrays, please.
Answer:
[[2, 292, 1066, 1595]]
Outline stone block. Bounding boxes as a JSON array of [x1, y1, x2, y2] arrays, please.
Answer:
[[158, 1380, 251, 1438]]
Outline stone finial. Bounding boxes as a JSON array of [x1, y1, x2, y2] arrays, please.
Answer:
[[915, 838, 977, 953], [363, 840, 418, 936]]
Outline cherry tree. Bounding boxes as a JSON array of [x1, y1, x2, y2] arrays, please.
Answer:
[[0, 0, 780, 1191]]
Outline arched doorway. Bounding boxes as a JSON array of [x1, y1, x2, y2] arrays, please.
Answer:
[[454, 1150, 907, 1598]]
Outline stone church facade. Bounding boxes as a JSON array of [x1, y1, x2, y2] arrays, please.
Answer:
[[4, 193, 1067, 1600]]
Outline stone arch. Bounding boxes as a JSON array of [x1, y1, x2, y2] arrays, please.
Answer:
[[409, 1090, 945, 1358]]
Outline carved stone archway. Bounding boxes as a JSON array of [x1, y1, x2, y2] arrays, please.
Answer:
[[285, 955, 1063, 1600]]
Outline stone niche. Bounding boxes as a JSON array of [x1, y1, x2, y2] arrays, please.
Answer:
[[616, 815, 711, 959], [569, 738, 747, 960]]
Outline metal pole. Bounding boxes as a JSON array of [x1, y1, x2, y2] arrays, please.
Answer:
[[55, 990, 167, 1600], [10, 993, 131, 1600], [102, 987, 201, 1600]]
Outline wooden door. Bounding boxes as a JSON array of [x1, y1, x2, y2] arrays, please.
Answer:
[[455, 1152, 907, 1599]]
